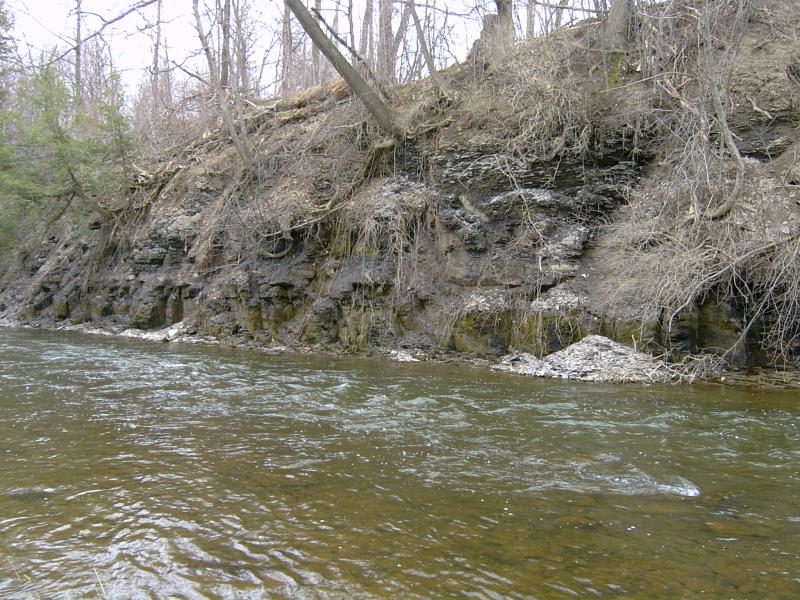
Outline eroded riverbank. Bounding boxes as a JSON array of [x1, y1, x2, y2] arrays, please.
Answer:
[[2, 3, 799, 381]]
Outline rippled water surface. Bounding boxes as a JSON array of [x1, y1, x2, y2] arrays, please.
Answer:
[[1, 327, 799, 598]]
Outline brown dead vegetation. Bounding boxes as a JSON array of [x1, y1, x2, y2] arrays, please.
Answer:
[[593, 0, 800, 365]]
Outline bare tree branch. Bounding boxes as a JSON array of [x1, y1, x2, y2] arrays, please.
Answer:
[[49, 0, 160, 64], [192, 0, 253, 164], [407, 0, 451, 98]]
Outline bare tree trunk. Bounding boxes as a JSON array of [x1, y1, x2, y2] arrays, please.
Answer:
[[302, 37, 310, 87], [495, 0, 515, 40], [311, 0, 322, 84], [163, 44, 172, 103], [471, 0, 515, 59], [329, 6, 339, 81], [377, 0, 395, 83], [220, 0, 232, 88], [193, 0, 253, 164], [75, 0, 82, 105], [286, 0, 402, 138], [554, 0, 569, 29], [407, 0, 449, 97], [233, 0, 249, 93], [281, 1, 294, 94], [526, 0, 536, 38], [604, 0, 631, 52], [392, 4, 411, 60], [151, 0, 162, 108], [359, 0, 374, 68], [348, 0, 356, 51]]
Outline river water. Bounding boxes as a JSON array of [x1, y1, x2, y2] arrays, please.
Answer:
[[0, 327, 798, 598]]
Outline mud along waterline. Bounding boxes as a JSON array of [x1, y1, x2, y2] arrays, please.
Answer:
[[0, 326, 798, 598]]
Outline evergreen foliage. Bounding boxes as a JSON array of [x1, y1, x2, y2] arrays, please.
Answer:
[[0, 39, 135, 257]]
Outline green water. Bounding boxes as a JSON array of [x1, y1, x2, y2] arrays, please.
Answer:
[[0, 327, 798, 598]]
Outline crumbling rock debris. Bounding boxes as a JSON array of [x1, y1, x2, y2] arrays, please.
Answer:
[[496, 335, 673, 383]]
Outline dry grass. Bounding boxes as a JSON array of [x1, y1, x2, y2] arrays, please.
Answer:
[[333, 179, 432, 257], [605, 162, 800, 364], [595, 0, 800, 365]]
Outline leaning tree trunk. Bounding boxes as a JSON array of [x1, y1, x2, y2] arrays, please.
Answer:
[[285, 0, 403, 138]]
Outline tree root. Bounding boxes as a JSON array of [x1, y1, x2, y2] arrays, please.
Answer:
[[263, 237, 294, 259], [407, 118, 452, 139]]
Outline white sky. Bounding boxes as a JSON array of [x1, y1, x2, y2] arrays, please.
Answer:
[[11, 0, 242, 92]]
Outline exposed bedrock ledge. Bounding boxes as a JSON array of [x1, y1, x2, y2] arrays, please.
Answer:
[[0, 163, 772, 376]]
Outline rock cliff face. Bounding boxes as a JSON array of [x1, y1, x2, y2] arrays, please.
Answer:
[[1, 145, 636, 360], [1, 2, 799, 375]]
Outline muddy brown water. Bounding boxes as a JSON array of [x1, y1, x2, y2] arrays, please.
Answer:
[[0, 327, 798, 598]]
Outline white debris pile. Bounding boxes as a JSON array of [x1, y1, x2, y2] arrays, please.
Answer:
[[496, 335, 673, 383]]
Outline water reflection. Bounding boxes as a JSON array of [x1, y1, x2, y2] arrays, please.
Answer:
[[0, 327, 798, 598]]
